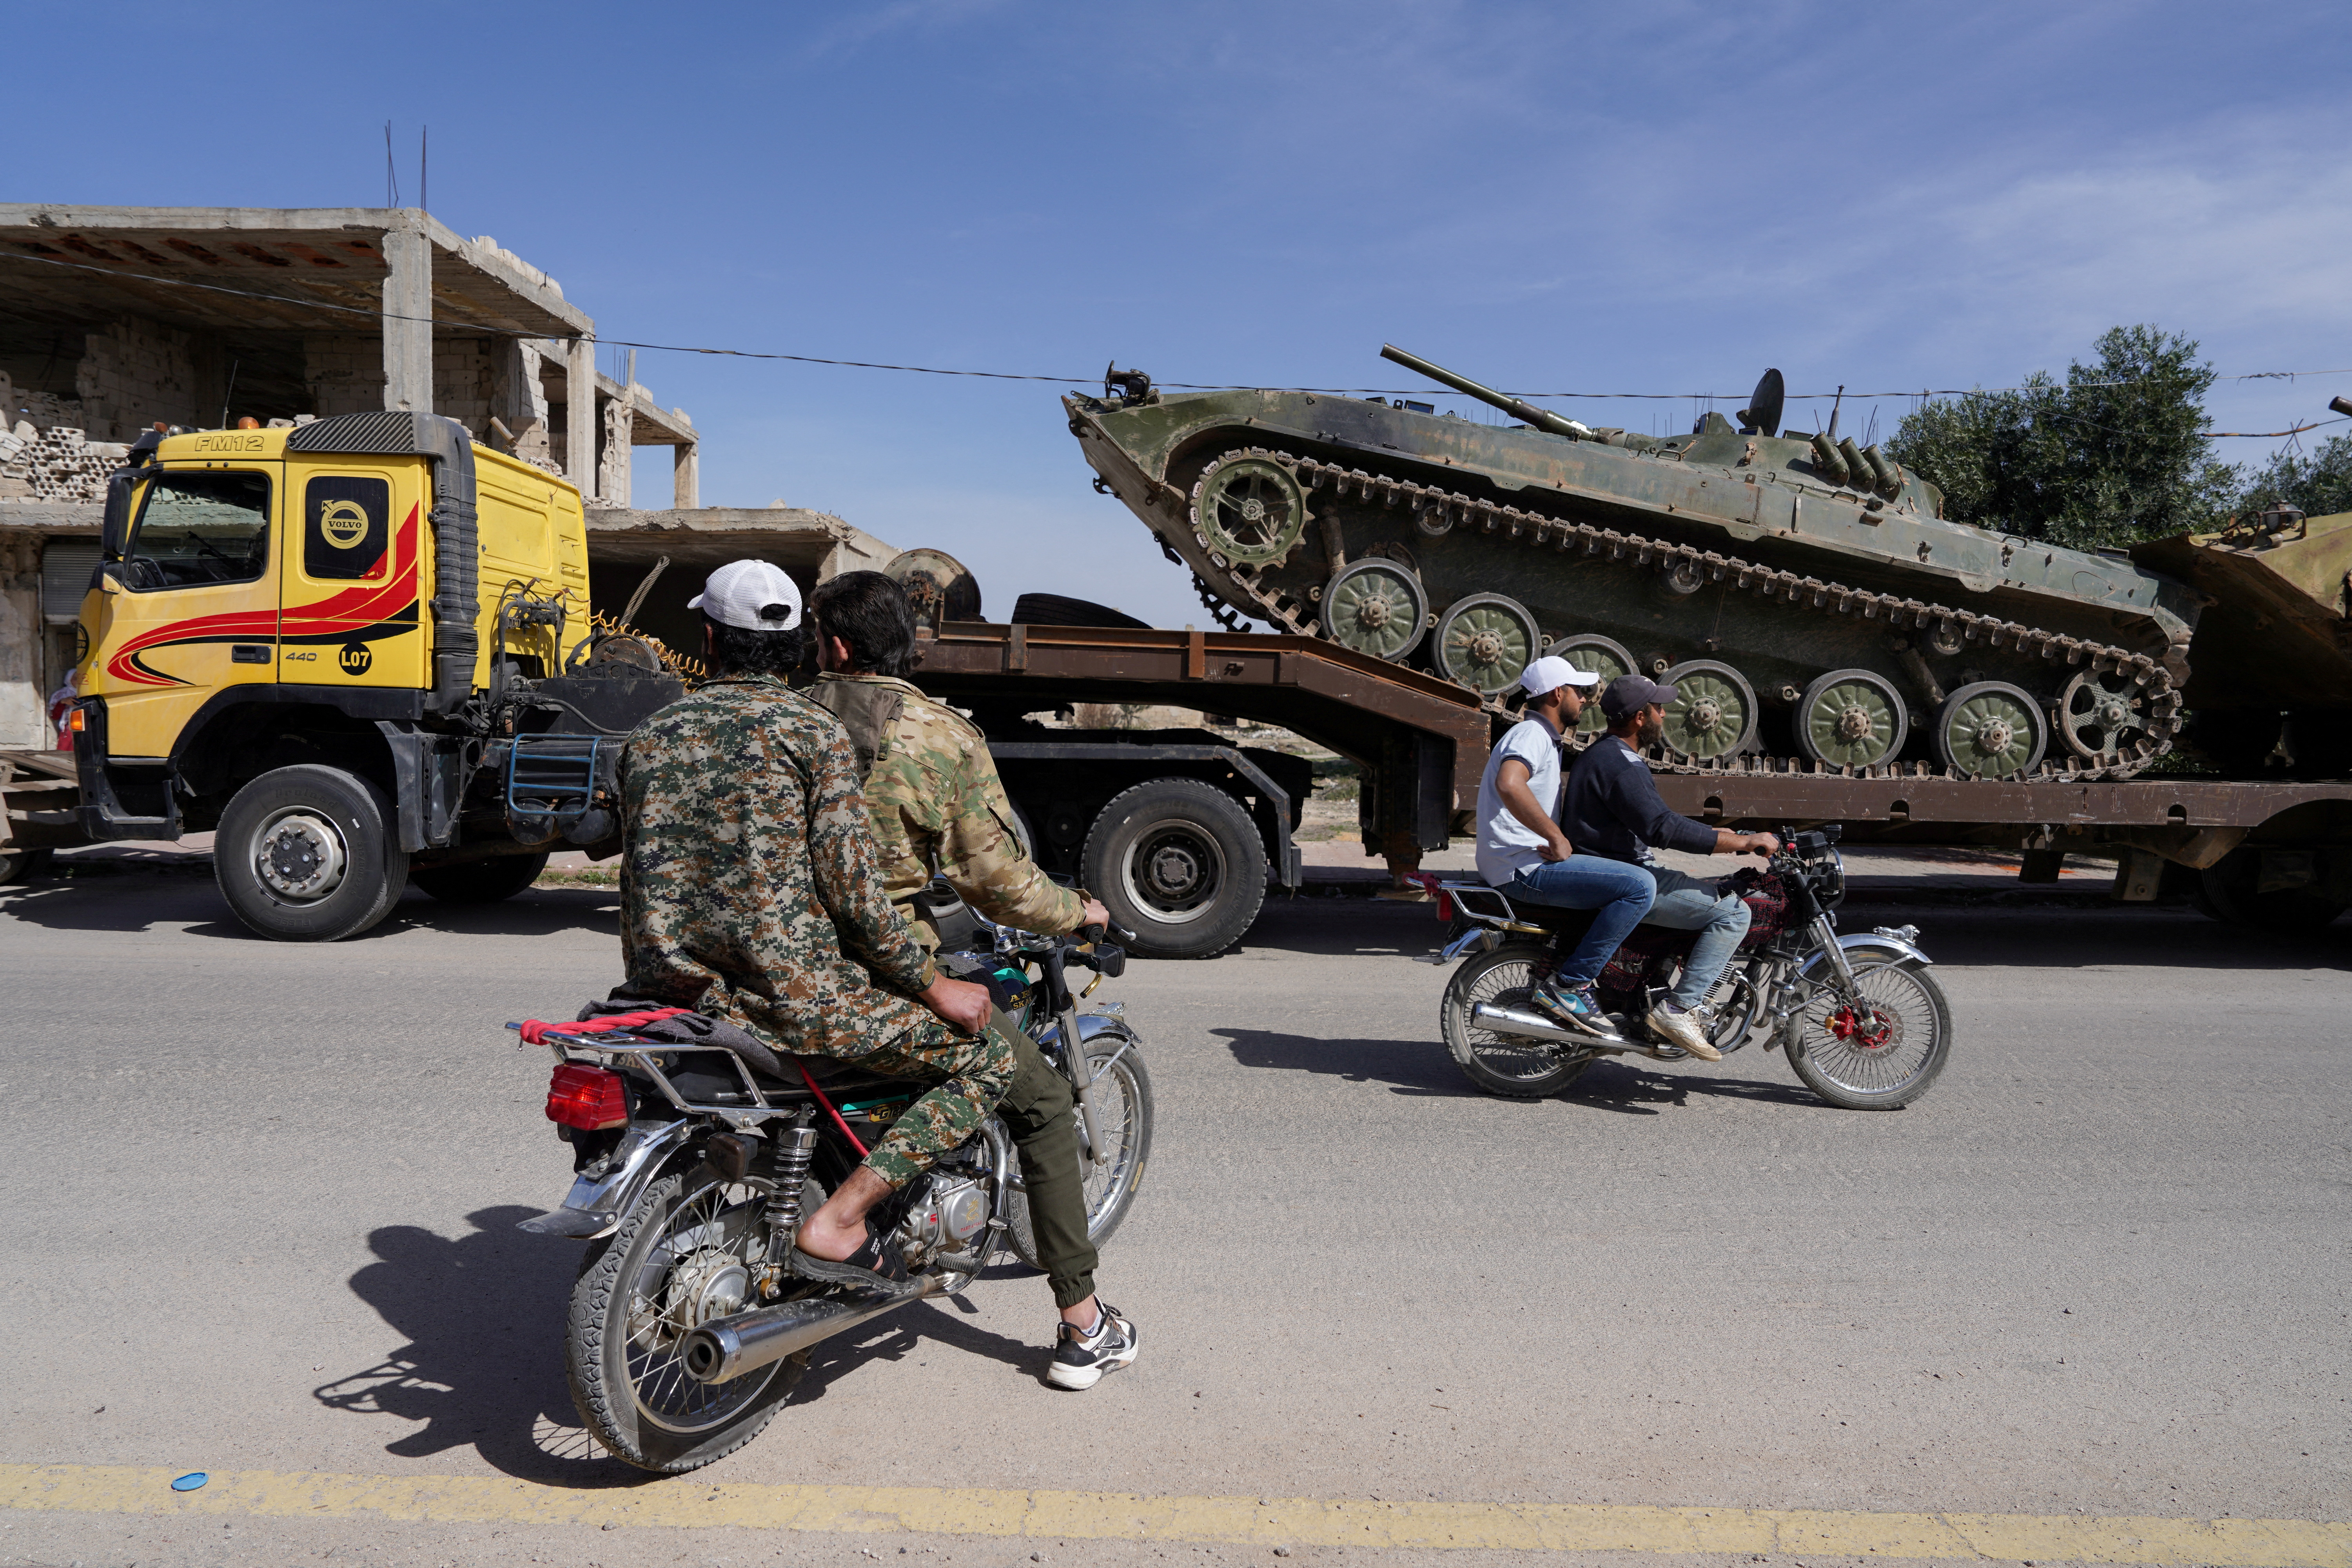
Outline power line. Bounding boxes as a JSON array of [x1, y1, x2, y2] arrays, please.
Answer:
[[6, 246, 2350, 418]]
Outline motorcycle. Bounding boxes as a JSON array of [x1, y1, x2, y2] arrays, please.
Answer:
[[510, 884, 1152, 1473], [1430, 825, 1953, 1109]]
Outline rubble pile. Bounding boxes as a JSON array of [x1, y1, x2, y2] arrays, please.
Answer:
[[0, 423, 130, 503]]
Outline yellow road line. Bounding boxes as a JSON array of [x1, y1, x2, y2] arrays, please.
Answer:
[[2, 1463, 2346, 1564]]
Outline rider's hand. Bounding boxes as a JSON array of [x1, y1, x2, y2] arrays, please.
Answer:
[[917, 974, 993, 1035], [1078, 897, 1112, 933], [1744, 831, 1782, 857], [1539, 831, 1574, 863]]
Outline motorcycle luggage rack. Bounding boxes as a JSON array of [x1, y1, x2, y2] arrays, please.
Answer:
[[1438, 880, 1551, 933], [508, 1023, 800, 1125]]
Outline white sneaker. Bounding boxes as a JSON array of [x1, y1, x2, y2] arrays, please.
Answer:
[[1646, 999, 1723, 1061], [1046, 1302, 1138, 1390]]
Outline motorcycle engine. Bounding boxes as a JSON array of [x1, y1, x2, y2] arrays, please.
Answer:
[[897, 1171, 991, 1260]]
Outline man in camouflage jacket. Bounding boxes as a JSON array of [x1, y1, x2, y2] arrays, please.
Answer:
[[807, 571, 1110, 946], [617, 561, 1136, 1390]]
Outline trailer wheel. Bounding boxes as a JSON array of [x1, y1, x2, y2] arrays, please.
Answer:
[[410, 852, 550, 905], [2196, 847, 2347, 934], [1082, 779, 1264, 959], [0, 846, 54, 884], [214, 764, 409, 941]]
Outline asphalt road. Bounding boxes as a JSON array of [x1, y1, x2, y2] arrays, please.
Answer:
[[0, 868, 2345, 1568]]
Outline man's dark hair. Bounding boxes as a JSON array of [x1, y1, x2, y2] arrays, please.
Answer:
[[702, 613, 804, 677], [809, 570, 917, 678]]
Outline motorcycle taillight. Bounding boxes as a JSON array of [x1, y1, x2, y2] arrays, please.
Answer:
[[546, 1063, 630, 1130]]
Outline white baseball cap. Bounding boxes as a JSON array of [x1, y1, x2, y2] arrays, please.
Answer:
[[688, 559, 803, 632], [1517, 653, 1599, 697]]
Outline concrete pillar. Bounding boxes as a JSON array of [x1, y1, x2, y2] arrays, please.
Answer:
[[381, 223, 434, 414], [673, 441, 699, 510], [565, 337, 596, 500]]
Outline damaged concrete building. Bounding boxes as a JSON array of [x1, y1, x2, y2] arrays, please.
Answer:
[[0, 203, 889, 746]]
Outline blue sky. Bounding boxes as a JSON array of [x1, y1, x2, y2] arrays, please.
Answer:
[[12, 1, 2349, 626]]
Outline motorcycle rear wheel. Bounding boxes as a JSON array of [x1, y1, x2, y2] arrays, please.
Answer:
[[567, 1171, 802, 1473], [1786, 960, 1953, 1109], [1007, 1035, 1155, 1269], [1441, 943, 1599, 1098]]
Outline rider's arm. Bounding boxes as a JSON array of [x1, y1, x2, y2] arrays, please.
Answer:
[[803, 723, 938, 995], [1709, 827, 1782, 855], [931, 745, 1094, 933], [1495, 757, 1573, 861]]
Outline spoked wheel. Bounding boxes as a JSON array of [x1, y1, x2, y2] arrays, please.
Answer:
[[1440, 942, 1598, 1098], [568, 1171, 800, 1473], [2057, 667, 2155, 767], [1007, 1031, 1156, 1267], [1785, 960, 1953, 1109]]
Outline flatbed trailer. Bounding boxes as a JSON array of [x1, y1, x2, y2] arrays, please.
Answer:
[[911, 621, 2352, 946], [0, 747, 80, 882]]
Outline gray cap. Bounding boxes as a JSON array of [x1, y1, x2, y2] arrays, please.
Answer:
[[1599, 673, 1678, 720]]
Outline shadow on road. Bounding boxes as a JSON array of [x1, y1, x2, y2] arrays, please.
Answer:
[[317, 1205, 651, 1489], [1214, 1025, 1827, 1115]]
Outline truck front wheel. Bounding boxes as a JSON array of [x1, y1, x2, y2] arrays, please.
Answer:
[[410, 852, 550, 904], [1081, 779, 1265, 959], [215, 764, 409, 941]]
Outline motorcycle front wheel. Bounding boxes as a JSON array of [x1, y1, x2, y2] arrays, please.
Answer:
[[567, 1171, 802, 1473], [1007, 1035, 1155, 1269], [1440, 942, 1599, 1098], [1786, 960, 1953, 1110]]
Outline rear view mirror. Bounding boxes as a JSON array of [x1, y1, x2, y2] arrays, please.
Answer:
[[100, 471, 138, 560]]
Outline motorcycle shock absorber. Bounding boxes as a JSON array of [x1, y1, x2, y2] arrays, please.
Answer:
[[764, 1104, 819, 1239]]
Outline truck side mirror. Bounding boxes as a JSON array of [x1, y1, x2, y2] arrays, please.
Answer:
[[100, 470, 138, 561]]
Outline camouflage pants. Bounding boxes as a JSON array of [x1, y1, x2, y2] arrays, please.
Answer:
[[833, 1007, 1098, 1308]]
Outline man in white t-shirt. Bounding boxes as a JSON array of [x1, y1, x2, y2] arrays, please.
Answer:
[[1473, 655, 1657, 1041]]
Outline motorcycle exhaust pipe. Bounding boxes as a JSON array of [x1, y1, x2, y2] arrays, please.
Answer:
[[1471, 1000, 1628, 1050], [682, 1275, 947, 1384]]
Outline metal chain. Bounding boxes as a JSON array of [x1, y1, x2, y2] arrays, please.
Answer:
[[1183, 447, 2180, 783]]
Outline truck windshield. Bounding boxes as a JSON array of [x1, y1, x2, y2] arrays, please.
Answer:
[[125, 471, 271, 590]]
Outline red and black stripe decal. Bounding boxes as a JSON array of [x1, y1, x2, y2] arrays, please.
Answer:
[[106, 505, 427, 686]]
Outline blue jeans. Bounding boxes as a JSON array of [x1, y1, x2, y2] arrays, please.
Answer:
[[1504, 857, 1656, 987], [1641, 866, 1752, 1008]]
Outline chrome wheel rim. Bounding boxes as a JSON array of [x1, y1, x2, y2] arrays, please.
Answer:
[[1454, 955, 1593, 1086], [1081, 1048, 1145, 1234], [252, 806, 348, 903], [1797, 965, 1942, 1097], [624, 1178, 781, 1434], [1120, 817, 1226, 924]]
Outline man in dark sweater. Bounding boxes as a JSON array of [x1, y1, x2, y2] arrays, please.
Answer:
[[1561, 675, 1782, 1060]]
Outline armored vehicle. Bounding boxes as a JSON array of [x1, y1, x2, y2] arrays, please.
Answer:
[[1066, 348, 2210, 782]]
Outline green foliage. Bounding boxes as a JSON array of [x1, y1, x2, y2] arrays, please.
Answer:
[[1887, 326, 2240, 551], [2236, 432, 2352, 521]]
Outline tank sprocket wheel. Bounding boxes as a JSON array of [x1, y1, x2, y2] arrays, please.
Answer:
[[1931, 681, 2048, 779], [1321, 559, 1429, 662], [1433, 593, 1540, 697], [2057, 666, 2154, 764], [1543, 634, 1637, 743], [1659, 660, 1759, 761], [1795, 668, 1911, 770], [1191, 455, 1309, 568]]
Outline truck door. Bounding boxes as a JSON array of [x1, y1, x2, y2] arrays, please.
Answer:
[[279, 459, 428, 691], [83, 462, 281, 759]]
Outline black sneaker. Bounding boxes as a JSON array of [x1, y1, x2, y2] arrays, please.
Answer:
[[1047, 1302, 1138, 1390], [1529, 978, 1626, 1043]]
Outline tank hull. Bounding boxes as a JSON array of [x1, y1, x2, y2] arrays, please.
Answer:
[[1069, 386, 2204, 780]]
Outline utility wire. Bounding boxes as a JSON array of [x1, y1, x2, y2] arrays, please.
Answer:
[[5, 246, 2348, 424]]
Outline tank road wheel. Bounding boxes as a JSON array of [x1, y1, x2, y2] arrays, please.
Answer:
[[1931, 681, 2047, 779], [1795, 668, 1911, 770], [2057, 667, 2154, 765], [1191, 455, 1308, 568], [1659, 660, 1759, 761], [1544, 634, 1637, 743], [1432, 593, 1541, 697], [1320, 559, 1429, 662]]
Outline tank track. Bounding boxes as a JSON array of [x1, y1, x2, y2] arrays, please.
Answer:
[[1182, 447, 2180, 783]]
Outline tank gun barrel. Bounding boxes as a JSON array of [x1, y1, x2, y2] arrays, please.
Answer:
[[1379, 344, 1585, 439]]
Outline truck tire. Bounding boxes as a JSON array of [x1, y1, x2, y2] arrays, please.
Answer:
[[2197, 847, 2348, 934], [0, 846, 54, 884], [214, 764, 409, 942], [1082, 778, 1264, 959], [410, 852, 550, 904], [1010, 592, 1152, 630]]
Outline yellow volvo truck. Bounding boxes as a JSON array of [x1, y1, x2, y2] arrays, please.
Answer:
[[70, 411, 683, 940]]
